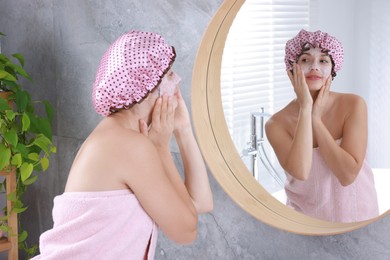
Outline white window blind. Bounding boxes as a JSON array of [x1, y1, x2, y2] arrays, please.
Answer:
[[221, 0, 311, 155], [221, 0, 311, 191]]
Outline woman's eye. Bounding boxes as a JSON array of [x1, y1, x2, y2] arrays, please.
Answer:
[[320, 59, 329, 63]]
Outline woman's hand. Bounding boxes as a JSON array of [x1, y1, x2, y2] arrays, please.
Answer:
[[139, 95, 175, 149], [312, 75, 332, 120], [288, 63, 313, 108], [173, 88, 192, 134]]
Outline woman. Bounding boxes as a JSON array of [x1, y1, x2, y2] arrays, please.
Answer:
[[265, 29, 378, 223], [33, 30, 213, 259]]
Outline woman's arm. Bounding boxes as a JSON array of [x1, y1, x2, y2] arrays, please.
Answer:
[[313, 93, 368, 186], [266, 64, 314, 180], [173, 90, 213, 213], [133, 95, 198, 244], [266, 106, 313, 180], [122, 136, 198, 244]]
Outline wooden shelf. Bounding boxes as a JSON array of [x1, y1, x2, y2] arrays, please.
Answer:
[[0, 170, 18, 259], [0, 237, 11, 251]]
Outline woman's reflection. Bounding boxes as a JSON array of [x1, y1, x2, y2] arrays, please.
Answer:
[[265, 29, 379, 223]]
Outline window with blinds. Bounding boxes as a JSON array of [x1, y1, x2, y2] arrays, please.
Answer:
[[221, 0, 311, 192]]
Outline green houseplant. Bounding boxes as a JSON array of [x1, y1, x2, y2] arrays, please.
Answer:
[[0, 32, 56, 257]]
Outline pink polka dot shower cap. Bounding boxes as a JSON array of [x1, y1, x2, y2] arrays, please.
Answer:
[[285, 29, 344, 72], [92, 30, 176, 116]]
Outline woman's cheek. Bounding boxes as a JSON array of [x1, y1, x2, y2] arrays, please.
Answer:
[[300, 63, 311, 74], [159, 81, 177, 96], [321, 66, 332, 78]]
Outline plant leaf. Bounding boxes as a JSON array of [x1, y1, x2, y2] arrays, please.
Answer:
[[13, 206, 28, 214], [29, 134, 52, 154], [3, 128, 18, 147], [40, 156, 49, 171], [5, 110, 15, 121], [13, 199, 23, 208], [6, 192, 17, 202], [0, 225, 10, 233], [11, 153, 22, 167], [0, 97, 12, 111], [12, 53, 25, 67], [22, 112, 30, 132], [18, 230, 28, 243], [6, 62, 31, 80], [0, 69, 17, 81], [22, 175, 38, 185], [15, 89, 29, 112], [1, 79, 19, 89], [43, 100, 55, 123], [29, 115, 52, 140], [20, 162, 34, 182], [28, 153, 39, 161], [15, 143, 28, 156], [0, 144, 11, 170]]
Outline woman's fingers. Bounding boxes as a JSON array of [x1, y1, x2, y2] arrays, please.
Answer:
[[153, 94, 175, 133], [159, 95, 173, 124], [161, 95, 168, 121], [152, 97, 162, 128], [294, 64, 299, 82], [139, 119, 148, 136], [325, 75, 332, 92], [167, 96, 175, 123], [313, 76, 332, 118], [287, 69, 294, 86], [318, 76, 332, 100]]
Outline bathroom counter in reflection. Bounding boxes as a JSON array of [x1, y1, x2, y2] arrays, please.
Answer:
[[271, 168, 390, 215]]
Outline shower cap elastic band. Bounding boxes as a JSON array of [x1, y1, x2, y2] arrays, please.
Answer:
[[92, 30, 176, 116], [285, 29, 344, 72]]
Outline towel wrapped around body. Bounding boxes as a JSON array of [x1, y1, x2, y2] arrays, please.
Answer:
[[285, 140, 379, 223], [32, 189, 157, 260]]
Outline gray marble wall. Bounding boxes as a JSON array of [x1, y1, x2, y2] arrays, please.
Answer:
[[1, 0, 389, 259]]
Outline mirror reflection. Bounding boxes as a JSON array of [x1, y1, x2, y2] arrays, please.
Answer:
[[221, 0, 390, 222]]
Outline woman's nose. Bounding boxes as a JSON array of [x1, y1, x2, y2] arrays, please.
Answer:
[[310, 62, 320, 71]]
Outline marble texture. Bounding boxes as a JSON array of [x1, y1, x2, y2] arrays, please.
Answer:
[[0, 0, 389, 259]]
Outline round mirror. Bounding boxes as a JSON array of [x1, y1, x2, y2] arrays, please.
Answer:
[[191, 0, 390, 234], [220, 0, 390, 220]]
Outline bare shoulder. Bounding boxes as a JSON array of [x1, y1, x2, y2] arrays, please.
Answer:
[[332, 92, 367, 114], [94, 125, 157, 161], [334, 92, 366, 103], [265, 102, 296, 132], [65, 121, 159, 191]]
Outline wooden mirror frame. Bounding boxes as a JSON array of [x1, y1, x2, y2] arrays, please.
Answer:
[[191, 0, 389, 235]]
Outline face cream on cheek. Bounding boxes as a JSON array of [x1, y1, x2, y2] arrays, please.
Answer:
[[159, 80, 176, 96], [159, 73, 181, 96], [322, 66, 332, 78], [300, 63, 332, 78], [300, 63, 312, 74]]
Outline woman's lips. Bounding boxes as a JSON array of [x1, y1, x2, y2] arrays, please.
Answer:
[[306, 75, 322, 80]]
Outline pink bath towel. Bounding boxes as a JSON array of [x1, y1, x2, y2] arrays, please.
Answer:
[[32, 189, 157, 260], [285, 140, 379, 223]]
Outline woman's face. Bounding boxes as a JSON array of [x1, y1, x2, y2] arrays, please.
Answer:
[[297, 47, 332, 90], [159, 69, 181, 97]]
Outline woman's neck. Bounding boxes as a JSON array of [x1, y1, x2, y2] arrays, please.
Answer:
[[108, 106, 152, 132]]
